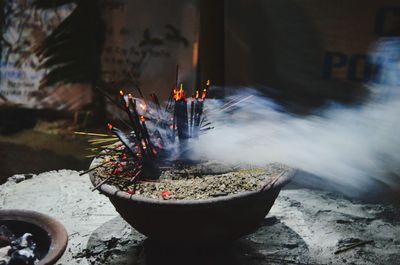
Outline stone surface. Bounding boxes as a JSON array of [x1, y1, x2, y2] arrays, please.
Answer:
[[1, 170, 399, 264]]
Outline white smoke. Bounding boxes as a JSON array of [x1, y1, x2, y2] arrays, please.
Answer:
[[190, 38, 400, 195]]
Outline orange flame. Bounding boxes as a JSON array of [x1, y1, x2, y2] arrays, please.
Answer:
[[128, 93, 133, 100], [174, 84, 186, 101], [206, 79, 211, 86], [107, 123, 113, 130], [195, 90, 199, 99], [119, 90, 124, 96], [140, 115, 145, 122]]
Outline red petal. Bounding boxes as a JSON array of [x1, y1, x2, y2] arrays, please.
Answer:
[[161, 191, 172, 199]]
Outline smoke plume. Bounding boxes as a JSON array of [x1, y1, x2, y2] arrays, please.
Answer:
[[191, 39, 400, 195]]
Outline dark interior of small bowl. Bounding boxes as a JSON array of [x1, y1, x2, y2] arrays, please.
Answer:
[[0, 220, 51, 260]]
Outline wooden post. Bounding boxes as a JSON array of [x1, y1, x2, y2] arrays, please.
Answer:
[[197, 0, 225, 98]]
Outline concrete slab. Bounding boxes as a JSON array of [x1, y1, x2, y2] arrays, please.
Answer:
[[1, 170, 399, 264]]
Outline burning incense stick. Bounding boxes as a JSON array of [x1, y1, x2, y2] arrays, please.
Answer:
[[79, 159, 112, 176], [218, 95, 254, 113], [75, 131, 114, 137], [91, 175, 113, 191], [261, 171, 286, 191], [78, 70, 213, 185], [174, 84, 189, 141]]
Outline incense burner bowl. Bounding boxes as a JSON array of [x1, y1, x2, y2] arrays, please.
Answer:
[[0, 209, 68, 265], [89, 159, 295, 244]]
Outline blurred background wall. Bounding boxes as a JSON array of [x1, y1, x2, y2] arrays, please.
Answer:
[[2, 0, 400, 112], [0, 0, 199, 111], [225, 0, 400, 110]]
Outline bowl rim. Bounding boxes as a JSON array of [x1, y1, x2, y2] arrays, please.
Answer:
[[88, 158, 296, 205], [0, 209, 68, 265]]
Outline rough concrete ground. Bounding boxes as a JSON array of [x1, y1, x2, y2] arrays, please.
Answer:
[[1, 170, 399, 265]]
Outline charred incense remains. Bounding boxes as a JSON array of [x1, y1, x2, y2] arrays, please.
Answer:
[[0, 225, 39, 265], [77, 69, 212, 187]]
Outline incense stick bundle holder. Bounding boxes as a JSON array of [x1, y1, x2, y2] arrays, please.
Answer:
[[89, 158, 295, 244]]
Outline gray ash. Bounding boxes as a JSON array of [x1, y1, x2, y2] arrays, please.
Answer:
[[0, 225, 38, 265]]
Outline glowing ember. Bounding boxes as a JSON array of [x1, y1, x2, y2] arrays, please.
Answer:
[[202, 89, 207, 100]]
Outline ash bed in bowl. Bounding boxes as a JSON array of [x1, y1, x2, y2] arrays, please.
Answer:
[[0, 209, 68, 265], [89, 159, 295, 244]]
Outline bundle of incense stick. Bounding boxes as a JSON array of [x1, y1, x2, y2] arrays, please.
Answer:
[[173, 84, 189, 141], [77, 73, 212, 184], [174, 80, 211, 140]]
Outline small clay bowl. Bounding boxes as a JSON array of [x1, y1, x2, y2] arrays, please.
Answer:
[[0, 209, 68, 265]]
